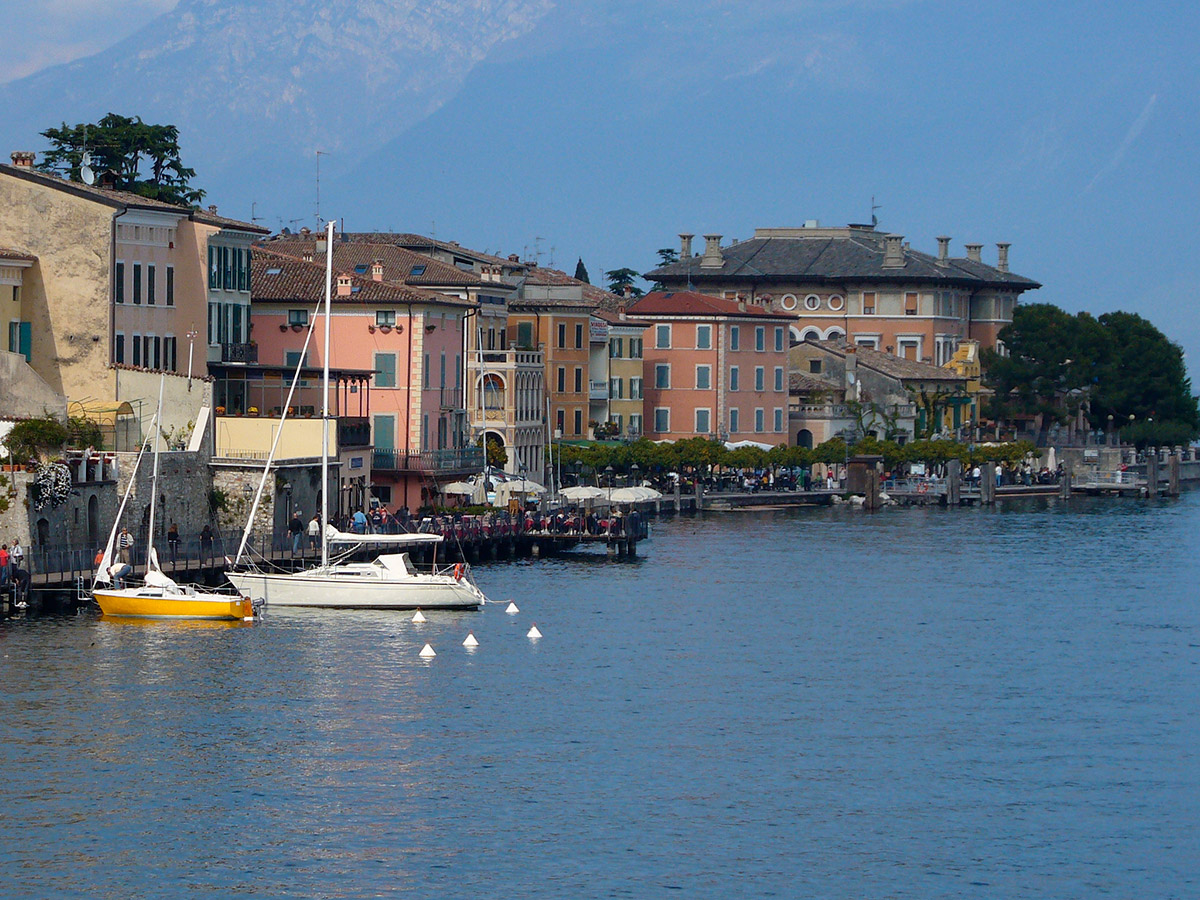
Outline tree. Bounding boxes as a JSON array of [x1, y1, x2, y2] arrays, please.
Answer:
[[38, 113, 205, 206], [478, 434, 507, 468], [574, 259, 590, 284], [2, 417, 69, 464], [648, 249, 679, 292], [605, 267, 645, 299]]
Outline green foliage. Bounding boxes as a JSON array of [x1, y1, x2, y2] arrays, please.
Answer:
[[1120, 420, 1196, 450], [655, 248, 679, 267], [38, 113, 205, 206], [479, 434, 508, 468], [0, 472, 12, 515], [2, 417, 69, 463], [209, 488, 229, 513], [573, 258, 590, 284], [67, 416, 104, 450], [604, 267, 645, 299]]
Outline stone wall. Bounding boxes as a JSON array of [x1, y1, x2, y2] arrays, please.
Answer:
[[0, 350, 67, 419], [110, 366, 213, 447]]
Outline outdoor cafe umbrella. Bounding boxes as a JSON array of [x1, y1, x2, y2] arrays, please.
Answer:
[[494, 479, 546, 506], [560, 485, 606, 501], [441, 481, 476, 495]]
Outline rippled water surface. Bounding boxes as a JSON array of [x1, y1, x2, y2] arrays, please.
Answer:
[[2, 495, 1199, 898]]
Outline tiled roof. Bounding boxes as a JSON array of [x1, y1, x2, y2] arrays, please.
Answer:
[[252, 247, 474, 308], [646, 227, 1040, 289], [0, 163, 188, 213], [193, 208, 270, 234], [351, 232, 525, 269], [522, 266, 620, 308], [591, 307, 648, 327], [0, 248, 36, 262], [805, 339, 965, 382], [789, 371, 840, 393], [626, 291, 793, 320], [259, 237, 485, 288]]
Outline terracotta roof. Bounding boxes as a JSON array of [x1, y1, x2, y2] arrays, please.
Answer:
[[591, 307, 648, 327], [258, 237, 489, 289], [789, 371, 840, 393], [0, 248, 36, 262], [522, 266, 622, 308], [0, 163, 188, 213], [378, 233, 526, 268], [252, 247, 475, 308], [803, 339, 965, 382], [626, 291, 793, 320], [193, 209, 270, 234]]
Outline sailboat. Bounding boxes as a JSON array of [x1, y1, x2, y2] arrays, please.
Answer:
[[225, 220, 487, 610], [93, 378, 257, 620]]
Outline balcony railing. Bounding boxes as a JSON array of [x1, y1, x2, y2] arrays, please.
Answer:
[[373, 447, 485, 473], [589, 380, 608, 401], [221, 342, 258, 363]]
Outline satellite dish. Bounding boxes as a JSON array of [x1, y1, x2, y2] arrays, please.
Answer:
[[81, 150, 92, 167], [80, 165, 95, 185]]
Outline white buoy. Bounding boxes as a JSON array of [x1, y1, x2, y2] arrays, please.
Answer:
[[412, 610, 426, 623], [527, 624, 542, 639], [419, 643, 436, 658], [463, 632, 479, 648], [505, 601, 520, 614]]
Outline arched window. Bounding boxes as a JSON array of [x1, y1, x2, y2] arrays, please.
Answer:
[[804, 294, 821, 311], [800, 327, 822, 342], [788, 325, 803, 346], [824, 327, 845, 341], [482, 373, 506, 411], [797, 429, 814, 449]]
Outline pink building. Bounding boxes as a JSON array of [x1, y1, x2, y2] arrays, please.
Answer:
[[250, 248, 482, 511], [626, 291, 793, 442]]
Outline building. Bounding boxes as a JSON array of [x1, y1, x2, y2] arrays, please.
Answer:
[[591, 308, 647, 439], [645, 225, 1040, 363], [625, 291, 793, 442]]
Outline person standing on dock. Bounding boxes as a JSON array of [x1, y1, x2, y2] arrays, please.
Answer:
[[10, 539, 22, 577], [307, 514, 321, 550], [200, 524, 214, 562], [167, 523, 181, 563], [0, 544, 9, 588], [117, 527, 133, 564], [289, 512, 304, 552]]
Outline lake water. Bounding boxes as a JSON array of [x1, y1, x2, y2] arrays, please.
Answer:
[[2, 494, 1198, 898]]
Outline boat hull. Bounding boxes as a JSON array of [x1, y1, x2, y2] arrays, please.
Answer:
[[226, 570, 483, 610], [94, 588, 254, 620]]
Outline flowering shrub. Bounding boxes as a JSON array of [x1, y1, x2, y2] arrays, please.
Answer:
[[31, 462, 72, 511]]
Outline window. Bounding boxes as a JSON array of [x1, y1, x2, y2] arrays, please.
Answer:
[[455, 354, 461, 391], [132, 333, 141, 367], [556, 408, 565, 433], [630, 337, 643, 358], [423, 353, 429, 389], [630, 377, 643, 400], [809, 360, 822, 374], [755, 367, 765, 391], [774, 327, 784, 352], [208, 246, 217, 289], [730, 326, 740, 350], [729, 408, 739, 433], [557, 322, 567, 348], [573, 409, 582, 435], [780, 294, 797, 311], [410, 264, 426, 277], [285, 350, 307, 369], [376, 310, 396, 327], [115, 333, 125, 364], [133, 264, 142, 304], [574, 367, 582, 393], [517, 321, 534, 348], [609, 337, 623, 359], [355, 264, 368, 275], [828, 294, 844, 311], [422, 414, 429, 451], [755, 408, 765, 433], [575, 323, 584, 348], [695, 365, 711, 390], [863, 291, 876, 315], [774, 367, 784, 392], [375, 352, 396, 388], [223, 246, 233, 290], [231, 305, 242, 344], [656, 324, 671, 348], [610, 377, 623, 399], [143, 335, 152, 369], [439, 352, 446, 390], [147, 264, 156, 305], [610, 414, 622, 435], [804, 294, 821, 310], [774, 408, 784, 432], [905, 292, 919, 315], [696, 324, 711, 349], [288, 309, 308, 326], [114, 262, 125, 303], [755, 326, 765, 351], [557, 367, 566, 393], [630, 414, 642, 436], [898, 338, 921, 360], [729, 366, 739, 391], [654, 364, 670, 389], [238, 249, 249, 291], [695, 408, 711, 434], [654, 408, 670, 433], [166, 266, 174, 306]]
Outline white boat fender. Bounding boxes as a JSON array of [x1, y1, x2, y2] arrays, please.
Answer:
[[463, 632, 479, 648], [412, 610, 426, 623], [506, 601, 519, 614], [419, 643, 436, 658], [527, 624, 542, 640]]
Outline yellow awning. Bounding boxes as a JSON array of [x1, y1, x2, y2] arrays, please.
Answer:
[[67, 400, 137, 426]]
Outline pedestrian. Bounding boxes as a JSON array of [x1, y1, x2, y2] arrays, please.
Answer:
[[352, 508, 368, 534], [289, 512, 304, 552], [307, 514, 321, 550], [167, 523, 181, 563], [117, 527, 133, 564], [10, 539, 23, 576], [200, 524, 214, 562], [0, 544, 9, 588]]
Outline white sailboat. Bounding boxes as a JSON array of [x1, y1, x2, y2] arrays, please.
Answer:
[[225, 220, 487, 610], [93, 377, 257, 620]]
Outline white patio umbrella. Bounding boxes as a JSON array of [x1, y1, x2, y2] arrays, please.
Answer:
[[441, 481, 476, 496], [607, 487, 652, 503], [560, 485, 606, 501], [494, 479, 546, 506], [1046, 447, 1057, 470]]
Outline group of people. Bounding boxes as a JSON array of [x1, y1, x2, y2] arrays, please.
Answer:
[[1, 539, 30, 608]]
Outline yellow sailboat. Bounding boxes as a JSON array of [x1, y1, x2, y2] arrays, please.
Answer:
[[92, 377, 258, 621]]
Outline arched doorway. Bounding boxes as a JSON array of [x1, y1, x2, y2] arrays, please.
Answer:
[[797, 429, 814, 449], [483, 430, 508, 470], [36, 518, 50, 546], [87, 495, 100, 547]]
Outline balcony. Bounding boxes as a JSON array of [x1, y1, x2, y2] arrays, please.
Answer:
[[220, 342, 258, 364], [589, 380, 608, 401], [478, 349, 544, 368], [372, 446, 485, 474]]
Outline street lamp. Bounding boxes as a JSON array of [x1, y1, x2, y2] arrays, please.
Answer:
[[630, 462, 641, 486], [604, 464, 614, 487]]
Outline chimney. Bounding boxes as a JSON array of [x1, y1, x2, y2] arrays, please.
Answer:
[[336, 275, 352, 298], [964, 243, 983, 263], [371, 259, 384, 282], [737, 299, 746, 312], [508, 254, 520, 263], [622, 285, 632, 299], [996, 242, 1011, 273], [882, 234, 906, 268], [300, 227, 311, 236], [936, 235, 951, 266], [302, 250, 313, 263], [679, 233, 693, 259], [10, 151, 35, 168], [618, 304, 627, 321], [700, 234, 724, 269], [207, 204, 218, 214]]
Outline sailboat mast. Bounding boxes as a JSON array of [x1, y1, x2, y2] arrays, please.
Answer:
[[146, 375, 165, 567], [321, 219, 334, 569]]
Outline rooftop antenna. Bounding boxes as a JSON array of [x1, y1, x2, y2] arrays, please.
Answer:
[[315, 150, 327, 225], [549, 245, 556, 267], [80, 125, 95, 185], [250, 201, 262, 223], [871, 196, 882, 228], [430, 221, 436, 240]]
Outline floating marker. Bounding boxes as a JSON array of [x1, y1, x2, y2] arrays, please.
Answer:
[[419, 643, 436, 658], [412, 610, 426, 623], [527, 624, 542, 639], [505, 601, 520, 614], [463, 632, 479, 648]]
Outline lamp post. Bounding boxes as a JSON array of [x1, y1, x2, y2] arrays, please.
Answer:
[[630, 462, 641, 487], [604, 464, 614, 488], [186, 329, 198, 392]]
